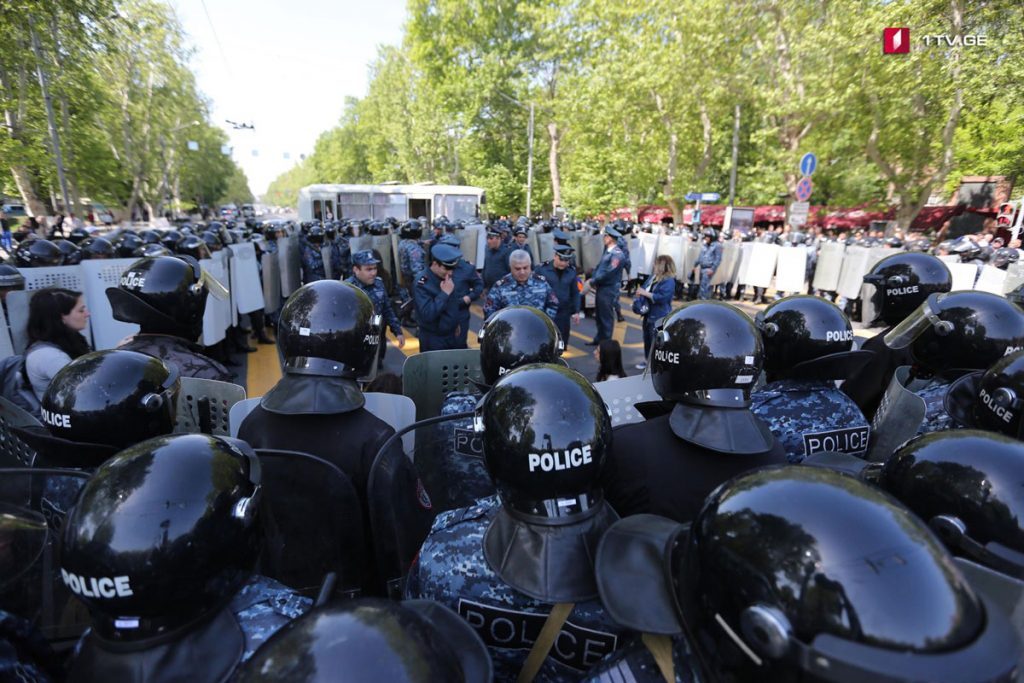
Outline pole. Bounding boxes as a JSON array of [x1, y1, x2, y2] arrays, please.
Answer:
[[29, 19, 71, 218], [728, 104, 741, 206], [526, 103, 535, 218]]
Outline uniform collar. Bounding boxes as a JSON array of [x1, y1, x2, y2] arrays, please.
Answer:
[[763, 378, 833, 392]]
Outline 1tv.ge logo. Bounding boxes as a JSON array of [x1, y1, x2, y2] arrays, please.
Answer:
[[884, 27, 988, 55]]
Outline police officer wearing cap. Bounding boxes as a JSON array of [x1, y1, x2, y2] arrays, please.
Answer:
[[843, 252, 953, 419], [484, 249, 559, 323], [482, 227, 511, 289], [751, 296, 873, 463], [414, 243, 471, 351], [585, 226, 626, 345], [61, 434, 312, 683], [346, 250, 404, 366], [108, 255, 233, 382], [437, 234, 484, 348], [586, 466, 1021, 683], [601, 302, 786, 523], [535, 244, 581, 344], [511, 226, 532, 263], [406, 364, 632, 681]]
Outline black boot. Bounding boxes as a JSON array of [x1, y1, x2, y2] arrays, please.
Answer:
[[250, 310, 274, 344], [734, 285, 746, 301], [230, 326, 257, 353]]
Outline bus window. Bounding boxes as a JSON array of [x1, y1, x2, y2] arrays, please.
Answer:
[[313, 200, 323, 220], [409, 198, 431, 220], [338, 192, 371, 220], [323, 199, 335, 220], [373, 193, 407, 220], [447, 195, 479, 221]]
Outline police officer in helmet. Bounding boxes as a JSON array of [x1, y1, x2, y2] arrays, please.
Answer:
[[843, 252, 952, 418], [945, 349, 1024, 440], [107, 255, 233, 382], [423, 306, 566, 510], [236, 599, 492, 683], [406, 364, 633, 681], [751, 296, 874, 463], [588, 466, 1021, 683], [61, 434, 311, 683], [600, 301, 786, 523]]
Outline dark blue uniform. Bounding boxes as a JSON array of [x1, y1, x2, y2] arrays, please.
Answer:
[[300, 241, 326, 283], [346, 275, 402, 365], [915, 381, 964, 435], [534, 260, 580, 344], [750, 380, 871, 464], [327, 236, 348, 280], [591, 245, 626, 342], [696, 241, 722, 300], [451, 259, 484, 346], [398, 238, 426, 285], [405, 495, 631, 682], [584, 635, 702, 683], [483, 244, 512, 288], [413, 269, 465, 351]]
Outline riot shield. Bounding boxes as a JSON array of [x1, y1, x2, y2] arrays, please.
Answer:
[[975, 265, 1007, 294], [0, 395, 41, 468], [734, 242, 754, 287], [1005, 262, 1024, 294], [742, 243, 779, 288], [682, 241, 702, 279], [228, 242, 265, 315], [200, 257, 229, 346], [656, 235, 685, 283], [255, 450, 366, 598], [537, 232, 555, 264], [949, 263, 979, 292], [261, 251, 282, 314], [594, 375, 659, 427], [0, 468, 93, 648], [320, 245, 335, 280], [371, 234, 394, 287], [277, 236, 301, 297], [527, 229, 540, 265], [710, 241, 740, 286], [348, 235, 374, 254], [812, 242, 845, 292], [580, 235, 605, 275], [774, 246, 808, 293], [836, 246, 872, 300], [866, 366, 928, 463], [631, 233, 658, 278], [459, 226, 481, 267], [0, 301, 12, 359]]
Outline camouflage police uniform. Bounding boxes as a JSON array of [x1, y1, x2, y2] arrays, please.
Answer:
[[534, 258, 580, 344], [750, 379, 871, 464], [584, 635, 702, 683], [300, 241, 326, 284], [119, 334, 233, 382], [695, 240, 722, 300], [417, 391, 494, 511], [484, 272, 559, 320], [230, 575, 312, 660], [405, 495, 631, 682], [399, 238, 427, 286], [914, 381, 964, 435]]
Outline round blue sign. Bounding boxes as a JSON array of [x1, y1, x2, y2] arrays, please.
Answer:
[[800, 153, 817, 176]]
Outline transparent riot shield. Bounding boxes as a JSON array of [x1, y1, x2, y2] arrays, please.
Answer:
[[813, 241, 846, 292], [866, 366, 929, 463], [0, 468, 92, 649], [369, 412, 495, 598]]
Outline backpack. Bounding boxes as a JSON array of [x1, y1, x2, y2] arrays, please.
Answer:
[[0, 354, 42, 418]]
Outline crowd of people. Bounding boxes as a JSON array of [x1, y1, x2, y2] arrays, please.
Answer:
[[2, 210, 1024, 682]]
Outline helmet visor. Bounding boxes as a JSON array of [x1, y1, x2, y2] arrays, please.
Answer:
[[0, 503, 47, 591], [883, 293, 950, 349]]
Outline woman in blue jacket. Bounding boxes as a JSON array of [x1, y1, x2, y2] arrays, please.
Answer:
[[634, 255, 677, 369]]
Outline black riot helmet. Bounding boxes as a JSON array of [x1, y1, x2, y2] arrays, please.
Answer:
[[235, 599, 491, 683], [175, 234, 212, 260], [68, 226, 91, 244], [324, 223, 337, 240], [863, 252, 952, 326], [675, 466, 1019, 682], [400, 219, 423, 239], [476, 363, 611, 520], [992, 247, 1020, 270], [107, 255, 224, 341], [200, 229, 223, 252], [114, 232, 143, 258], [945, 350, 1024, 439], [880, 430, 1024, 580], [272, 278, 380, 395], [160, 229, 182, 252], [54, 238, 83, 265], [477, 306, 564, 387], [884, 291, 1024, 375], [36, 350, 178, 463], [0, 264, 25, 294], [307, 225, 325, 245], [79, 236, 115, 260], [61, 434, 261, 641], [14, 238, 63, 268], [650, 301, 762, 406], [139, 243, 172, 258], [137, 229, 162, 245], [755, 295, 871, 381]]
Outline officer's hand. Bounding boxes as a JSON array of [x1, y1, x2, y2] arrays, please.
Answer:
[[462, 295, 471, 305], [572, 313, 580, 324], [440, 276, 455, 294], [397, 334, 406, 348]]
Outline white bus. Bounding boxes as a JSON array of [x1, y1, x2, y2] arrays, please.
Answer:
[[297, 183, 486, 223]]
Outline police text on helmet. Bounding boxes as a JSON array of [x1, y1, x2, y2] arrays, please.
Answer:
[[654, 349, 680, 364], [61, 569, 133, 598], [120, 271, 146, 289], [528, 445, 592, 472], [1005, 346, 1024, 356], [825, 330, 854, 343], [40, 408, 71, 429], [887, 285, 919, 296], [980, 388, 1014, 423]]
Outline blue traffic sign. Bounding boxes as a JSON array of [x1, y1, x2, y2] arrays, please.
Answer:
[[795, 177, 813, 202], [800, 153, 817, 176], [685, 192, 720, 202]]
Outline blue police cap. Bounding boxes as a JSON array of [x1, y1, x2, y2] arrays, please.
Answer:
[[487, 228, 502, 238], [439, 234, 462, 248], [352, 249, 380, 266], [604, 226, 622, 239], [431, 243, 462, 267], [552, 229, 569, 241], [513, 227, 528, 236], [554, 244, 576, 259]]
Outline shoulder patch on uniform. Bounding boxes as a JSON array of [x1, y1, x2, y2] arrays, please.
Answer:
[[417, 275, 428, 284], [803, 425, 870, 457], [534, 273, 547, 282]]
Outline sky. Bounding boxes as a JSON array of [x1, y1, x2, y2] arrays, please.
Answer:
[[168, 0, 407, 198]]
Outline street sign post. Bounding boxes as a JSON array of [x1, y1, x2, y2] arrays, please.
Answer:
[[800, 153, 817, 176], [685, 192, 720, 202], [789, 201, 810, 227], [795, 177, 813, 202]]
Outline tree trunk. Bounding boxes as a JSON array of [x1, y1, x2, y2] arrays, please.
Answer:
[[547, 121, 562, 211], [9, 166, 48, 218], [653, 91, 682, 224]]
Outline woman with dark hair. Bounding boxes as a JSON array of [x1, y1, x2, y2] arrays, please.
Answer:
[[594, 339, 627, 382], [634, 254, 677, 370], [24, 287, 91, 400]]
